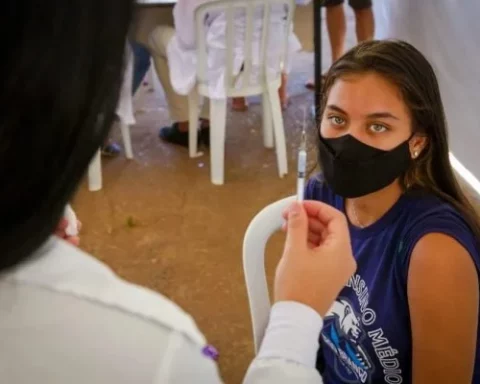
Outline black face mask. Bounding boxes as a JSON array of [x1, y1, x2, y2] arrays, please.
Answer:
[[318, 134, 412, 198]]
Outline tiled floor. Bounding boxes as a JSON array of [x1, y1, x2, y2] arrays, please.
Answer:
[[72, 6, 479, 383]]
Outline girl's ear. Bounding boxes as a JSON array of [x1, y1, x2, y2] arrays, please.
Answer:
[[410, 134, 428, 159]]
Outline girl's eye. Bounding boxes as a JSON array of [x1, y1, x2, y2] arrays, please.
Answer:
[[328, 116, 346, 126], [369, 124, 388, 133]]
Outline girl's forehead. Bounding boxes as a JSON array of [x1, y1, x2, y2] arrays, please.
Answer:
[[326, 73, 409, 119]]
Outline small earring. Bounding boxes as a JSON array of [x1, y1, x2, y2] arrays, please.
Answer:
[[413, 151, 419, 159]]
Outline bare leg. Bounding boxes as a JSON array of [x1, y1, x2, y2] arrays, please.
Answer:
[[232, 97, 248, 111], [233, 73, 288, 111], [307, 4, 347, 90], [278, 72, 288, 110], [354, 7, 375, 42], [326, 4, 347, 62]]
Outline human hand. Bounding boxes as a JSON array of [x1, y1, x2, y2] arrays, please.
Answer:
[[274, 201, 356, 317], [54, 218, 82, 247]]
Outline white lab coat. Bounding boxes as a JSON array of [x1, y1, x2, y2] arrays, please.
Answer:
[[0, 237, 325, 383], [167, 0, 311, 99]]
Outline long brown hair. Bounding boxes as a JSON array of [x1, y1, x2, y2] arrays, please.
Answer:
[[319, 39, 480, 240], [0, 0, 134, 271]]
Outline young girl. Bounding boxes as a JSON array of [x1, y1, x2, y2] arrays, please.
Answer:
[[308, 40, 480, 383]]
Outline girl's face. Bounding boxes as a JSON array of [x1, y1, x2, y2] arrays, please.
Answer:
[[321, 72, 424, 153]]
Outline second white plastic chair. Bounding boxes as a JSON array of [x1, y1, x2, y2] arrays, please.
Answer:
[[189, 0, 295, 185], [88, 47, 135, 192], [242, 195, 295, 352]]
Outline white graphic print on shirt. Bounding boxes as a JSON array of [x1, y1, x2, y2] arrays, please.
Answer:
[[321, 273, 403, 384]]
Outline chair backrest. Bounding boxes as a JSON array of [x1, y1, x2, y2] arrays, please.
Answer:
[[242, 195, 295, 352], [194, 0, 296, 97]]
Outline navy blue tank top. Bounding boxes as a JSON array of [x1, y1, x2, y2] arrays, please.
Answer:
[[305, 175, 480, 384]]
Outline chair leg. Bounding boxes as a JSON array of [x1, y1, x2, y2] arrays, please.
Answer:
[[262, 92, 274, 149], [148, 62, 155, 88], [119, 121, 133, 159], [149, 59, 161, 94], [188, 89, 202, 158], [210, 99, 227, 185], [267, 84, 288, 178], [88, 150, 102, 191]]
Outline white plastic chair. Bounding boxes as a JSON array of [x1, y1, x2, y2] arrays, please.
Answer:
[[242, 195, 295, 352], [88, 46, 135, 192], [189, 0, 295, 185]]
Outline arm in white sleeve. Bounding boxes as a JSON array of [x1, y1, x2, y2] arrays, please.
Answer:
[[173, 0, 211, 50], [242, 301, 324, 384], [162, 302, 323, 383], [155, 331, 224, 384]]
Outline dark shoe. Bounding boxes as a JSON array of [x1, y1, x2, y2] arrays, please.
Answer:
[[159, 122, 210, 149], [159, 123, 189, 147], [200, 127, 210, 148], [101, 142, 121, 157]]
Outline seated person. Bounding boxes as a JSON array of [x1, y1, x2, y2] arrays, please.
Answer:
[[102, 40, 152, 157], [232, 21, 307, 112], [148, 0, 311, 148], [303, 39, 480, 382], [232, 73, 288, 112], [131, 40, 152, 94]]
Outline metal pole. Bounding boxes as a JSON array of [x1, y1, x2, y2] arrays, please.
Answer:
[[313, 0, 322, 121]]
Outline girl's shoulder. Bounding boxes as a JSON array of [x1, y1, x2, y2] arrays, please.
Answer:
[[397, 190, 480, 278]]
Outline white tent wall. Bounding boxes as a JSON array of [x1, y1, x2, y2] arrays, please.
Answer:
[[374, 1, 480, 192]]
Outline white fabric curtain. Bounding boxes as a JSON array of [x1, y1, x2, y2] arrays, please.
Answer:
[[374, 0, 480, 180]]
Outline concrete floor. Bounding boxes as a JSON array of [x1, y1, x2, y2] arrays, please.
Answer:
[[73, 69, 316, 382], [71, 6, 479, 383]]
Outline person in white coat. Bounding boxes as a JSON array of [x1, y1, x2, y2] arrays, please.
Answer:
[[147, 0, 311, 148], [1, 0, 357, 382]]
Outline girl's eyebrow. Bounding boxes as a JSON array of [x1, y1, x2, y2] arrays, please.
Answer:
[[326, 104, 347, 114], [326, 105, 399, 120], [367, 112, 399, 120]]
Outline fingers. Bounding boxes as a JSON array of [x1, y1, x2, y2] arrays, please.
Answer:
[[284, 200, 346, 242], [307, 216, 325, 235], [55, 218, 82, 246], [302, 200, 348, 234], [68, 236, 80, 247], [282, 223, 323, 247], [284, 202, 308, 250], [302, 200, 344, 222], [284, 200, 347, 249], [54, 219, 68, 238], [57, 218, 68, 231], [308, 232, 322, 246], [285, 203, 339, 231], [283, 216, 325, 236]]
